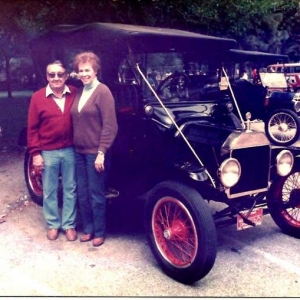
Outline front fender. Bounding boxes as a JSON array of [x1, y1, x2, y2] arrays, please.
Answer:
[[266, 91, 296, 113]]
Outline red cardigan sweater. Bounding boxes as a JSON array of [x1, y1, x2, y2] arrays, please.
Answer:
[[27, 85, 77, 156]]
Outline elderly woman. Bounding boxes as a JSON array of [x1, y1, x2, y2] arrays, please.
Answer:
[[71, 51, 118, 247]]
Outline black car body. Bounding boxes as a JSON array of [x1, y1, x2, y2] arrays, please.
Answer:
[[23, 23, 300, 284]]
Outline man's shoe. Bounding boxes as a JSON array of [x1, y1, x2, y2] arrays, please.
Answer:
[[80, 233, 93, 242], [65, 228, 77, 241], [47, 228, 59, 241], [93, 237, 105, 247]]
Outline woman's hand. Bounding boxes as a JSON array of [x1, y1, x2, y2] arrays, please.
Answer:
[[95, 152, 105, 172]]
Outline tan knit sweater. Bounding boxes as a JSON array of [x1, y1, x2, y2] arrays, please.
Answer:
[[71, 83, 118, 154]]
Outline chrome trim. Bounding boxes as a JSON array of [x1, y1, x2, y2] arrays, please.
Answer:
[[225, 187, 269, 199], [144, 105, 154, 116], [188, 171, 208, 181], [221, 131, 270, 155], [225, 144, 271, 198], [174, 121, 209, 137], [293, 100, 300, 113], [293, 92, 300, 101], [276, 149, 294, 176], [151, 118, 173, 129], [219, 158, 241, 188], [175, 123, 187, 137]]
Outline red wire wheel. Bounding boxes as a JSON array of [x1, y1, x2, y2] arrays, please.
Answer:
[[268, 169, 300, 237], [24, 150, 43, 205], [145, 181, 217, 284], [152, 197, 198, 267]]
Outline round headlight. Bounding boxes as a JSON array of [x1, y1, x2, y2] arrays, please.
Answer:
[[245, 112, 252, 120], [276, 150, 294, 176], [219, 158, 241, 188]]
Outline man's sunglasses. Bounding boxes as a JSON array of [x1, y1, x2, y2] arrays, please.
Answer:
[[47, 72, 66, 78]]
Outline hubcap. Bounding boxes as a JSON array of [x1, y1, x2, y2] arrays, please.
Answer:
[[163, 220, 187, 240], [163, 230, 171, 239], [279, 123, 288, 132]]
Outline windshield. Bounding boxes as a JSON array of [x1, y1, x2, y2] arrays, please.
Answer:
[[259, 71, 287, 88], [124, 52, 221, 103]]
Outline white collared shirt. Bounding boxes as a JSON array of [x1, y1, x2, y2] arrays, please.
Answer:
[[46, 85, 71, 113]]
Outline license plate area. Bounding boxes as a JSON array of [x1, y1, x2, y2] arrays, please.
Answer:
[[237, 208, 263, 230]]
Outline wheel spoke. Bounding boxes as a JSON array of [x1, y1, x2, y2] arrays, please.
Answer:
[[289, 208, 300, 220], [163, 203, 171, 228], [166, 226, 196, 260], [152, 197, 197, 267], [157, 206, 168, 228], [280, 172, 300, 226], [166, 238, 194, 262]]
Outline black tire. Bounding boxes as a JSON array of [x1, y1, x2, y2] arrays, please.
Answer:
[[24, 149, 43, 206], [264, 109, 300, 146], [267, 167, 300, 238], [144, 180, 217, 284]]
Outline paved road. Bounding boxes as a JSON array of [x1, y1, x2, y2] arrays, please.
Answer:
[[1, 150, 300, 297]]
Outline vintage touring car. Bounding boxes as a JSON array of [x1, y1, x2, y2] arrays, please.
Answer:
[[227, 49, 300, 146], [22, 23, 300, 284], [202, 48, 300, 146]]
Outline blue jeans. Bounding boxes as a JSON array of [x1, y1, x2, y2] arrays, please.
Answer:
[[41, 147, 77, 230], [75, 152, 108, 238]]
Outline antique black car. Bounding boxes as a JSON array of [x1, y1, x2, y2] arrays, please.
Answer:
[[22, 23, 300, 284]]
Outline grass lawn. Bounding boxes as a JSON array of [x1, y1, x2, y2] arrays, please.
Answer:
[[0, 91, 33, 151]]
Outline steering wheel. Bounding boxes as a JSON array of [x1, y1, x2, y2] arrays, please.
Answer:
[[156, 72, 190, 101]]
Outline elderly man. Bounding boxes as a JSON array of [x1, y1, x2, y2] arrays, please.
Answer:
[[27, 60, 77, 241]]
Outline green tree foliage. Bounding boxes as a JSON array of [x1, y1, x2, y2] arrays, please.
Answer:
[[143, 0, 298, 55], [3, 0, 299, 45], [282, 6, 300, 60], [0, 0, 30, 96], [0, 0, 300, 96]]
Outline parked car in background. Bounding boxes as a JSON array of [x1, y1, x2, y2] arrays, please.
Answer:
[[233, 72, 300, 146], [267, 62, 300, 92], [21, 23, 300, 284], [220, 49, 300, 146]]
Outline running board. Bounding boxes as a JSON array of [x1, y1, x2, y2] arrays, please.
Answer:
[[105, 188, 120, 199]]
